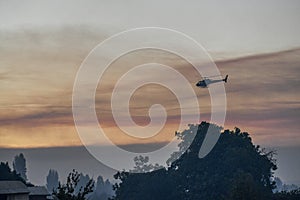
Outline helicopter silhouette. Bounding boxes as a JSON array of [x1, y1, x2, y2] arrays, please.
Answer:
[[196, 75, 228, 88]]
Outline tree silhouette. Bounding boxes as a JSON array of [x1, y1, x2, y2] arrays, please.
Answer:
[[46, 169, 59, 193], [90, 176, 114, 200], [274, 176, 299, 192], [75, 173, 92, 196], [53, 169, 94, 200], [273, 189, 300, 200], [13, 153, 27, 181], [0, 162, 26, 183], [130, 155, 162, 173], [111, 122, 277, 200]]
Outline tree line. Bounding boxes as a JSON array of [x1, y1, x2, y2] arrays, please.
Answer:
[[1, 122, 300, 199], [0, 154, 113, 199]]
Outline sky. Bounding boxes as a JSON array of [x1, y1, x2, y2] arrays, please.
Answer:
[[0, 0, 299, 185]]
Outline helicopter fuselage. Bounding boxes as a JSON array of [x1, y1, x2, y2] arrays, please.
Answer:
[[196, 75, 228, 88]]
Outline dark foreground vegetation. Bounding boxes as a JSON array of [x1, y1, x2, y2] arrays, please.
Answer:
[[111, 122, 300, 200], [1, 122, 299, 199]]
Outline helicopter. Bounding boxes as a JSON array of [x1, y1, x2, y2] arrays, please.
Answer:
[[196, 75, 228, 88]]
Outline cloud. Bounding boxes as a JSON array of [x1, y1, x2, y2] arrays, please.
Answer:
[[0, 26, 299, 148], [215, 49, 300, 146]]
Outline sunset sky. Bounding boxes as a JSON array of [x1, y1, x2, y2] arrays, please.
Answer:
[[0, 0, 299, 185]]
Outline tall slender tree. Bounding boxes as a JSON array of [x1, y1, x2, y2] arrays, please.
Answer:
[[13, 153, 27, 181], [46, 169, 59, 193]]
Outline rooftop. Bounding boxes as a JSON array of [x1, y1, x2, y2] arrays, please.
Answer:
[[28, 186, 49, 196], [0, 181, 29, 194]]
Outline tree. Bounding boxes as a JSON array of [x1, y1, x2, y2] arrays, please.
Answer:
[[273, 177, 298, 192], [90, 176, 114, 200], [273, 189, 300, 200], [0, 162, 25, 183], [230, 172, 268, 200], [46, 169, 59, 193], [13, 153, 27, 181], [273, 177, 300, 199], [53, 169, 94, 200], [111, 122, 277, 200], [75, 173, 92, 195], [130, 155, 162, 173]]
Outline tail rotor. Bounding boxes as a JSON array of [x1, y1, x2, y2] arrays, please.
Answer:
[[224, 75, 228, 83]]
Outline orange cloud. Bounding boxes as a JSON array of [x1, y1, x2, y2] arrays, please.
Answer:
[[0, 28, 299, 148]]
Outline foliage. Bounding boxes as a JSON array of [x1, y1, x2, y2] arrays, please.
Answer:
[[53, 169, 94, 200], [13, 153, 27, 181], [273, 177, 299, 193], [111, 122, 278, 200], [0, 162, 26, 183], [273, 189, 300, 200], [46, 169, 59, 193], [90, 176, 114, 200], [130, 155, 162, 173]]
